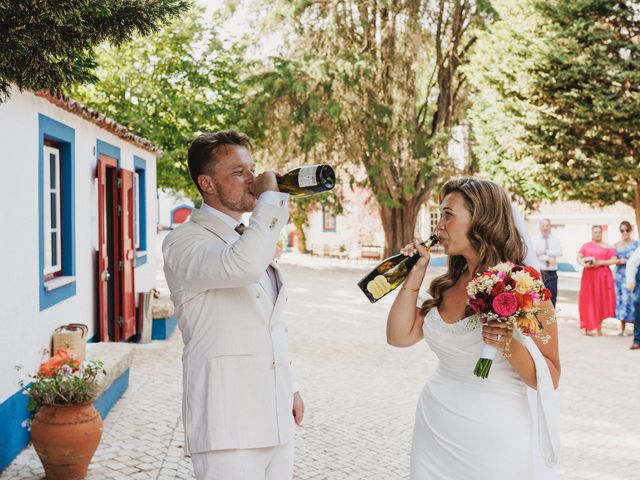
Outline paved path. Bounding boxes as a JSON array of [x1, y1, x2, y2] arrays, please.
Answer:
[[3, 257, 639, 479]]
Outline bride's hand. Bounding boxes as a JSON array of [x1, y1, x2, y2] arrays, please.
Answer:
[[482, 320, 513, 354], [400, 239, 431, 270]]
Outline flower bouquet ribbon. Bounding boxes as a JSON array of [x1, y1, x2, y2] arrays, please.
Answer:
[[467, 262, 552, 379]]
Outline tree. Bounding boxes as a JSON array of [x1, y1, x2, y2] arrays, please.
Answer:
[[0, 0, 188, 101], [527, 0, 640, 226], [465, 0, 552, 209], [70, 6, 248, 198], [245, 1, 494, 256]]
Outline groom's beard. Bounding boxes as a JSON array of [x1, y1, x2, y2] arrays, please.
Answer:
[[214, 179, 256, 214]]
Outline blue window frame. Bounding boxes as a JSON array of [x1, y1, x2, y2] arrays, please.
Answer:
[[38, 114, 76, 310], [133, 156, 147, 267]]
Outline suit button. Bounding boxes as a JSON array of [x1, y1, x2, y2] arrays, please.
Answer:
[[256, 292, 261, 298]]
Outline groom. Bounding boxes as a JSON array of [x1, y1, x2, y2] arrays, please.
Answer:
[[162, 130, 303, 479]]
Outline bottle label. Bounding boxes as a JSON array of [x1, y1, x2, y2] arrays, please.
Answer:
[[366, 275, 392, 299], [297, 166, 318, 188]]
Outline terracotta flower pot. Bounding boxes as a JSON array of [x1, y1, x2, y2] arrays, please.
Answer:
[[30, 403, 103, 480]]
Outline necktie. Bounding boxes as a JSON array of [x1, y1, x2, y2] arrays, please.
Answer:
[[234, 222, 279, 296], [235, 223, 246, 235], [544, 236, 550, 269]]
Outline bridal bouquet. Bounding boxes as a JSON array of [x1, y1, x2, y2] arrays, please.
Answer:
[[467, 262, 552, 379]]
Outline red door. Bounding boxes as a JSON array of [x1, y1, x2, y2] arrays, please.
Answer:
[[119, 169, 136, 340], [97, 155, 119, 341]]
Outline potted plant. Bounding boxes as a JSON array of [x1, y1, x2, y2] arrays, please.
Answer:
[[20, 348, 106, 480]]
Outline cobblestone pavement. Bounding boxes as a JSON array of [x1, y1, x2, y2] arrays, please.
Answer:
[[3, 255, 640, 479]]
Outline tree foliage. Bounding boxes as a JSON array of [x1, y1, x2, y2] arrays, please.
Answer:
[[71, 6, 248, 199], [246, 0, 494, 256], [527, 0, 640, 225], [0, 0, 188, 101], [466, 0, 552, 209]]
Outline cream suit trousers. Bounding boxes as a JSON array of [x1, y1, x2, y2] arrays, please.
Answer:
[[190, 441, 294, 480]]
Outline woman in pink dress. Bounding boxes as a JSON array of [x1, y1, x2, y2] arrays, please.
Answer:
[[577, 225, 618, 335]]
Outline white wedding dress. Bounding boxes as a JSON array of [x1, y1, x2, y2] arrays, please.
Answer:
[[410, 304, 531, 479]]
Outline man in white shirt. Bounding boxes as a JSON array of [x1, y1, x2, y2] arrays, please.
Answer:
[[162, 130, 304, 479], [532, 218, 563, 307], [625, 244, 640, 350]]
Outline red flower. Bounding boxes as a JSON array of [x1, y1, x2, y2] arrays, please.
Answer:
[[469, 297, 489, 314], [492, 292, 519, 317], [541, 288, 552, 301], [511, 265, 523, 272], [524, 265, 541, 280], [491, 282, 506, 297]]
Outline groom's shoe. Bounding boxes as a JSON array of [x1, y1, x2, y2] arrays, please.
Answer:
[[630, 343, 640, 350]]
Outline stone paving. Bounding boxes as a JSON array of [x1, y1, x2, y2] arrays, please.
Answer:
[[2, 253, 640, 479]]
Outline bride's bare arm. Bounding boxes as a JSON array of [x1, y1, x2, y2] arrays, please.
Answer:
[[487, 301, 561, 389], [386, 242, 430, 347]]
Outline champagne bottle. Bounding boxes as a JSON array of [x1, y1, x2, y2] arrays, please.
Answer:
[[357, 234, 439, 303], [277, 164, 335, 197]]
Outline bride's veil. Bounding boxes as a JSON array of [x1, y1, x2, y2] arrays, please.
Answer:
[[511, 203, 559, 479]]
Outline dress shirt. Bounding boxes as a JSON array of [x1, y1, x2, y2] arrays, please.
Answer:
[[532, 234, 563, 271], [625, 245, 640, 287], [201, 191, 289, 297]]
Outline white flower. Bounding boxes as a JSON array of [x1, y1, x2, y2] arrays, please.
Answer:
[[494, 262, 512, 272], [60, 364, 73, 376]]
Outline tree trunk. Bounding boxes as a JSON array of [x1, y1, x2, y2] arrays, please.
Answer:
[[379, 201, 423, 258], [295, 221, 307, 254]]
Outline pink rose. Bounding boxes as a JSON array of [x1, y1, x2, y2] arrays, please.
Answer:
[[492, 292, 518, 317]]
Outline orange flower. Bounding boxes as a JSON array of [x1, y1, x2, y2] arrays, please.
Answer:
[[517, 315, 541, 336], [514, 292, 534, 312], [38, 349, 80, 377]]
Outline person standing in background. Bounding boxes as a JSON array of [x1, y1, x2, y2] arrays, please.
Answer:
[[625, 244, 640, 350], [614, 221, 640, 336], [577, 225, 618, 336], [533, 218, 563, 307]]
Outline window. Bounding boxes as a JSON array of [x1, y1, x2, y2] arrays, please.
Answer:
[[133, 156, 147, 266], [322, 205, 337, 232], [430, 211, 439, 235], [43, 145, 62, 279], [39, 115, 76, 310]]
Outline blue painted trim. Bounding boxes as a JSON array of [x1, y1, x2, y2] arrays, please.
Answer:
[[0, 389, 30, 471], [93, 369, 130, 419], [96, 139, 121, 167], [87, 334, 99, 343], [135, 254, 148, 267], [152, 315, 178, 340], [133, 156, 147, 266], [38, 114, 76, 311]]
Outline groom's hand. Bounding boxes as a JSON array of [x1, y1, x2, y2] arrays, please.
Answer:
[[250, 171, 279, 198], [292, 392, 304, 426]]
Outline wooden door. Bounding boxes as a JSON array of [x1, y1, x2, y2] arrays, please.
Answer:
[[97, 155, 119, 341], [119, 168, 137, 340]]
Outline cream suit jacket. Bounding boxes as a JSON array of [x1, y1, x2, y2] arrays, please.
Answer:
[[162, 201, 296, 454]]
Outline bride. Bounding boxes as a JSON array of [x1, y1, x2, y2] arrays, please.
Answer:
[[386, 178, 560, 480]]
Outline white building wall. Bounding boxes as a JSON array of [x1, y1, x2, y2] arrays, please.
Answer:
[[0, 89, 158, 402]]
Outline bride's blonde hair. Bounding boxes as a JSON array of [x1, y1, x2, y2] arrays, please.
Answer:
[[420, 178, 527, 316]]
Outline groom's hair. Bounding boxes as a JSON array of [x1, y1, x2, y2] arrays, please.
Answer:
[[188, 130, 253, 194]]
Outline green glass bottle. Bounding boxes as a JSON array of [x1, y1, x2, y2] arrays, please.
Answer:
[[357, 234, 439, 303], [277, 164, 335, 197]]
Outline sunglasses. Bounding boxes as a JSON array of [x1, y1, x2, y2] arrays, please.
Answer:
[[620, 229, 631, 233]]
